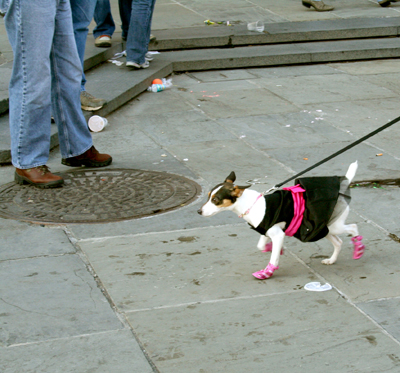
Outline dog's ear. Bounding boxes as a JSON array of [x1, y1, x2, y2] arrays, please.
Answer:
[[225, 171, 236, 184], [231, 184, 251, 198]]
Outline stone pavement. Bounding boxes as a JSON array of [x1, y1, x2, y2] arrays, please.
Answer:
[[1, 1, 400, 372]]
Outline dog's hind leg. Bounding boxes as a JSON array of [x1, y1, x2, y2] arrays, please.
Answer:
[[329, 206, 365, 260], [345, 224, 365, 259], [322, 233, 342, 265], [340, 223, 365, 259]]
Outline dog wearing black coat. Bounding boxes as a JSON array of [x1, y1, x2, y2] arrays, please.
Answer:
[[198, 161, 365, 279]]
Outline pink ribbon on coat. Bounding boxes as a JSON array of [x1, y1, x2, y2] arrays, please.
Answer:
[[282, 184, 306, 236]]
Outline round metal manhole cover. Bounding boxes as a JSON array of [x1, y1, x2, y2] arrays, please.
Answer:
[[0, 169, 202, 224]]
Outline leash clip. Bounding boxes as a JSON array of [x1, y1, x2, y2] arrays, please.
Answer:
[[262, 186, 278, 195]]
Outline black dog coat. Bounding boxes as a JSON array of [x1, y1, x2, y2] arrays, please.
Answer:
[[252, 176, 350, 242]]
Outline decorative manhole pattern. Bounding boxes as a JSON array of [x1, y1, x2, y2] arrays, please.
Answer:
[[0, 169, 202, 224]]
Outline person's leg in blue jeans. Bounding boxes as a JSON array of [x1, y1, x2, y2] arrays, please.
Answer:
[[70, 0, 107, 111], [118, 0, 131, 41], [4, 0, 111, 187], [118, 0, 156, 42], [93, 0, 115, 47], [124, 0, 156, 68], [5, 0, 92, 168]]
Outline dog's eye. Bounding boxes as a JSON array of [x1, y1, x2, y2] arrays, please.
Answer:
[[211, 197, 220, 204]]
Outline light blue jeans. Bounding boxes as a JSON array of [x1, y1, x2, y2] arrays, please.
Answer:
[[93, 0, 115, 39], [119, 0, 156, 64], [4, 0, 92, 169], [70, 0, 97, 91]]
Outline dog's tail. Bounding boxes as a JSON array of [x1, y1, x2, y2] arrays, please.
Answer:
[[345, 161, 358, 183]]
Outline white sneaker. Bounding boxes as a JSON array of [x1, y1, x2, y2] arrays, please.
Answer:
[[126, 60, 150, 69], [145, 52, 154, 61], [95, 35, 112, 48]]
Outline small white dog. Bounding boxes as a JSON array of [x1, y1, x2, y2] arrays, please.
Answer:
[[198, 161, 365, 279]]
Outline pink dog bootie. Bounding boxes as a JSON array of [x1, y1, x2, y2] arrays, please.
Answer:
[[253, 263, 279, 280], [262, 242, 284, 255], [351, 235, 365, 260]]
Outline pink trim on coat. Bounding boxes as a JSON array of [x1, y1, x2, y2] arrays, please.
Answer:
[[283, 184, 306, 236]]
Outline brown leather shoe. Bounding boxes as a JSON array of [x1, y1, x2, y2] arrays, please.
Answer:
[[15, 165, 64, 188], [302, 0, 334, 11], [61, 146, 112, 167]]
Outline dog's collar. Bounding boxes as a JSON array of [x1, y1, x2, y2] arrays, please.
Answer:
[[238, 193, 263, 218]]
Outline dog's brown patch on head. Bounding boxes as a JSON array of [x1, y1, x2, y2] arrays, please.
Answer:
[[232, 186, 246, 198], [219, 198, 234, 207]]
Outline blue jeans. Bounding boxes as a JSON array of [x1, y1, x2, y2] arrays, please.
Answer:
[[4, 0, 92, 169], [70, 0, 97, 90], [93, 0, 115, 39], [119, 0, 156, 64]]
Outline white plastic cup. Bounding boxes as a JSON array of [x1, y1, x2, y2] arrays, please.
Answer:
[[88, 115, 108, 132], [247, 20, 264, 33]]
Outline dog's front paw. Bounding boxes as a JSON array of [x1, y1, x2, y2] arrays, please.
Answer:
[[321, 258, 335, 265], [252, 263, 279, 280]]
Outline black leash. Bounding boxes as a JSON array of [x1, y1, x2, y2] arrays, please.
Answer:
[[270, 114, 400, 190]]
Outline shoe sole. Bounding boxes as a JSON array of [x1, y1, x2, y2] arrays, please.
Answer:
[[81, 105, 103, 111], [95, 42, 112, 47], [301, 1, 334, 11], [61, 157, 112, 168], [14, 172, 64, 188], [126, 63, 149, 69]]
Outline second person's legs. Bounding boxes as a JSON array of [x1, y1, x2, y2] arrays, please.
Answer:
[[125, 0, 156, 65]]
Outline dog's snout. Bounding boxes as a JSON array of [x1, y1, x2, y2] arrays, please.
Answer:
[[197, 208, 203, 215]]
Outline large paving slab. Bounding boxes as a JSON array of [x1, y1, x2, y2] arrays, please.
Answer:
[[0, 329, 153, 373], [126, 290, 400, 372], [215, 112, 355, 149], [132, 109, 238, 145], [166, 138, 293, 187], [78, 226, 316, 311], [358, 298, 400, 343], [266, 140, 400, 180], [300, 98, 400, 160], [169, 81, 299, 119], [351, 186, 400, 238], [0, 220, 74, 260], [0, 254, 123, 346], [256, 73, 398, 105]]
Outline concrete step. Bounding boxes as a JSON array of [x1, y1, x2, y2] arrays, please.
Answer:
[[1, 18, 400, 164], [150, 17, 400, 51]]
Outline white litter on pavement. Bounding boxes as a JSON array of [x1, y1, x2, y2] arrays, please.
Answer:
[[304, 282, 332, 292]]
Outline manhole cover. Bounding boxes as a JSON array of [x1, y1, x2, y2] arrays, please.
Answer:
[[0, 169, 201, 224]]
